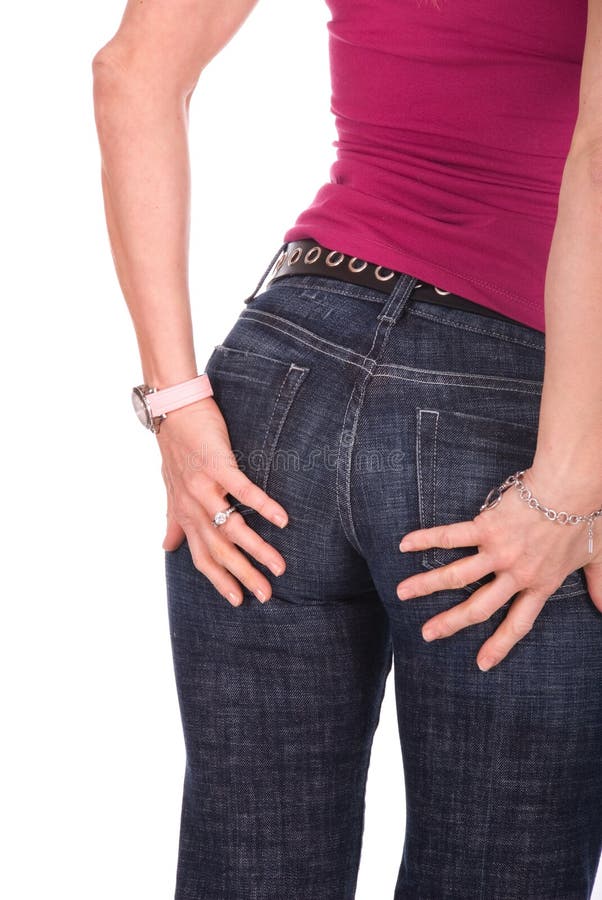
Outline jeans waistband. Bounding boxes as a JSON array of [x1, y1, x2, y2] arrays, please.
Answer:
[[244, 239, 524, 329]]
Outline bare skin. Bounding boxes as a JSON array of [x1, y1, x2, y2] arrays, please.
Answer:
[[92, 0, 602, 667]]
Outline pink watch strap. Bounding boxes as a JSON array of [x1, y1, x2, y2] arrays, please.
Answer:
[[147, 373, 213, 417]]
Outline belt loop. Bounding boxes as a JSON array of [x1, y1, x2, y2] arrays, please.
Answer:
[[243, 241, 288, 304], [377, 272, 418, 324]]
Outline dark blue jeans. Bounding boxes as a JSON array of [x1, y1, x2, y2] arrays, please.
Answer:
[[165, 265, 602, 899]]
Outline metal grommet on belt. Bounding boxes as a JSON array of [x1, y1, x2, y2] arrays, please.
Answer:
[[374, 265, 395, 282], [305, 246, 322, 264], [348, 257, 368, 273], [258, 238, 524, 329], [273, 250, 286, 274]]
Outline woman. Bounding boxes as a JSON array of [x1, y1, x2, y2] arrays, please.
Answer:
[[92, 1, 602, 897]]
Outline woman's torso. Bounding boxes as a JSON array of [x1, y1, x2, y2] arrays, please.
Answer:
[[282, 0, 588, 332]]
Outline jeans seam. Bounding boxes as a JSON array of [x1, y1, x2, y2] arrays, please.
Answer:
[[407, 305, 545, 352], [416, 407, 583, 600], [347, 640, 393, 898], [259, 364, 309, 492], [432, 411, 439, 549], [373, 371, 543, 395], [416, 409, 440, 570], [377, 363, 542, 389], [240, 309, 372, 371], [336, 362, 376, 555], [416, 411, 426, 569], [258, 364, 297, 491], [242, 311, 543, 393]]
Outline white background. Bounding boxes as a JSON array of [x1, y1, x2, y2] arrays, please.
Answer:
[[1, 1, 599, 898]]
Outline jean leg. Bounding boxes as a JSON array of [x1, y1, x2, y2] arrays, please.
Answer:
[[165, 544, 392, 900], [387, 598, 602, 900], [350, 306, 602, 899]]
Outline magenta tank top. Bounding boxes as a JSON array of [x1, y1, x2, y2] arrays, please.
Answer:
[[282, 0, 587, 332]]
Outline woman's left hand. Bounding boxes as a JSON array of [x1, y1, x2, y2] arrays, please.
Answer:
[[396, 466, 602, 671]]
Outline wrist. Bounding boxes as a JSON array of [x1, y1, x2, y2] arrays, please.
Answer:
[[155, 394, 215, 430], [142, 365, 199, 391], [523, 464, 602, 515], [131, 372, 214, 433]]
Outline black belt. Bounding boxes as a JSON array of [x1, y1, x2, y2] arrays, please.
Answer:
[[253, 238, 520, 328]]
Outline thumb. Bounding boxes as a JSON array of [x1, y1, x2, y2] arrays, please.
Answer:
[[162, 515, 186, 552], [584, 559, 602, 612]]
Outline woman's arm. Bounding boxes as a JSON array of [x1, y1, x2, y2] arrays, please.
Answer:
[[528, 0, 602, 509], [92, 0, 259, 388], [92, 0, 291, 607], [396, 0, 602, 669]]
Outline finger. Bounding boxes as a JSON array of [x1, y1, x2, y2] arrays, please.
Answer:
[[200, 513, 275, 603], [400, 518, 481, 552], [206, 502, 286, 577], [163, 515, 186, 551], [474, 588, 548, 671], [220, 466, 288, 529], [584, 559, 602, 612], [397, 551, 493, 600], [420, 571, 517, 642], [185, 528, 246, 607]]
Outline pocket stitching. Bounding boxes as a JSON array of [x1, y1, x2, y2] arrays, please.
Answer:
[[407, 304, 545, 353], [431, 410, 439, 563], [205, 344, 309, 513], [211, 342, 301, 369], [259, 363, 309, 492], [415, 407, 583, 599]]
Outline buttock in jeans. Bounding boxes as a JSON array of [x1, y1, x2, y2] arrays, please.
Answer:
[[165, 267, 601, 900]]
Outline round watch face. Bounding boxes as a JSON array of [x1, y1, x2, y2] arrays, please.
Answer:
[[131, 387, 151, 428]]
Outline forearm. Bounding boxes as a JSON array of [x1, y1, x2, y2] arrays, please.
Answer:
[[92, 54, 197, 388], [529, 140, 602, 510]]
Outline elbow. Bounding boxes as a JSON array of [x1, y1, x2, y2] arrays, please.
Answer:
[[91, 46, 113, 78], [91, 40, 128, 87], [91, 43, 196, 112], [91, 45, 130, 116]]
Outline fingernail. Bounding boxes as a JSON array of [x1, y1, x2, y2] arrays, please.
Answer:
[[399, 540, 413, 552], [228, 591, 241, 606], [477, 656, 495, 671], [255, 588, 269, 603], [397, 587, 410, 600], [271, 562, 285, 576], [275, 514, 287, 528], [422, 626, 437, 641]]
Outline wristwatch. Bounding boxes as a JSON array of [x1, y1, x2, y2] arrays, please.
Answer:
[[131, 373, 213, 433]]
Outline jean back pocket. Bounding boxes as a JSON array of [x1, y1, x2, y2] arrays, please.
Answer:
[[415, 408, 586, 599], [204, 344, 310, 510]]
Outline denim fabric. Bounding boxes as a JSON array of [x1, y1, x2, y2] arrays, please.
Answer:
[[165, 267, 602, 900]]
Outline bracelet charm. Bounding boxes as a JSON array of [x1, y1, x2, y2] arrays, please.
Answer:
[[479, 470, 602, 555]]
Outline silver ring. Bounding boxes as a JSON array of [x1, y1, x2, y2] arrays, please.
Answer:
[[212, 505, 236, 527]]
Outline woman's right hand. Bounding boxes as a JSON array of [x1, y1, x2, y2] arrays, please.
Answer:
[[157, 396, 288, 606]]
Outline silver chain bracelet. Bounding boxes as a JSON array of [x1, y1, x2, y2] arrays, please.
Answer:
[[480, 469, 602, 555]]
